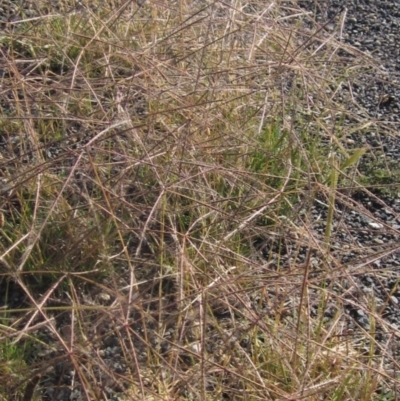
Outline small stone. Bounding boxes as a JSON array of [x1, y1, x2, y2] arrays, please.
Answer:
[[368, 222, 383, 229], [357, 309, 366, 317], [98, 292, 112, 303]]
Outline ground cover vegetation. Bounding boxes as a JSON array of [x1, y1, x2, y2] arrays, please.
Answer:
[[0, 0, 399, 400]]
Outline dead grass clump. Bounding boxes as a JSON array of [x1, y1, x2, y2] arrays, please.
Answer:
[[0, 0, 399, 400]]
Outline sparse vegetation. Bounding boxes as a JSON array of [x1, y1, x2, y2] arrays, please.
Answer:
[[0, 0, 399, 400]]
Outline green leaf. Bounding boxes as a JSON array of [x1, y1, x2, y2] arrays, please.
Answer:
[[339, 148, 368, 170]]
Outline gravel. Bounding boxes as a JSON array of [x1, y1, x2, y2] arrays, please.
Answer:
[[295, 0, 400, 262], [297, 0, 400, 378]]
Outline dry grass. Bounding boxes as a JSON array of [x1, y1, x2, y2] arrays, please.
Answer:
[[0, 0, 399, 400]]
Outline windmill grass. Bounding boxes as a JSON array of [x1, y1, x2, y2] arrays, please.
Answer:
[[0, 0, 399, 400]]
